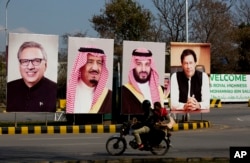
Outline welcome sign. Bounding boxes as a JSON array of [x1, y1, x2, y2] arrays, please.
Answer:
[[210, 74, 250, 102]]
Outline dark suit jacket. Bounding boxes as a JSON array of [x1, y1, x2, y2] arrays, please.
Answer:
[[7, 77, 57, 112]]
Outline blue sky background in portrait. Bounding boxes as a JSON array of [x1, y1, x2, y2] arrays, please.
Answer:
[[0, 0, 156, 51]]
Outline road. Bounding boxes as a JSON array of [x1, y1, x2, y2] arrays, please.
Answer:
[[0, 103, 250, 162]]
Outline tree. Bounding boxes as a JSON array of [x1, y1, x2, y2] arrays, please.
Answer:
[[0, 54, 6, 105], [235, 0, 250, 24], [61, 31, 87, 49], [90, 0, 154, 48], [152, 0, 196, 43], [90, 0, 156, 89], [189, 0, 235, 73], [233, 0, 250, 73], [57, 31, 87, 98], [232, 23, 250, 73]]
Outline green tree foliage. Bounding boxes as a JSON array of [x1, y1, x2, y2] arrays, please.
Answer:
[[233, 0, 250, 73], [57, 31, 87, 99], [61, 0, 250, 78], [61, 31, 87, 49], [0, 53, 6, 105], [90, 0, 156, 80], [90, 0, 154, 47], [233, 23, 250, 73]]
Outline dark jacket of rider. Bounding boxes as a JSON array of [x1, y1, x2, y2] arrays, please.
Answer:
[[142, 104, 161, 130]]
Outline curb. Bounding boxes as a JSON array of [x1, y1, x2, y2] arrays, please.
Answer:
[[0, 120, 210, 135], [210, 99, 222, 108], [172, 120, 210, 131]]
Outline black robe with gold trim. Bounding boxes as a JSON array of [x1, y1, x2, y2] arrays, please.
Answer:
[[121, 83, 164, 114]]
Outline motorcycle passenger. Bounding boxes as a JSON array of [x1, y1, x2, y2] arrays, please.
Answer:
[[132, 100, 157, 149], [132, 100, 165, 149], [153, 101, 172, 137]]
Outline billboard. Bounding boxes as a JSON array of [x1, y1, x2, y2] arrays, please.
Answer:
[[170, 42, 211, 112], [121, 40, 166, 114], [6, 33, 58, 112], [210, 74, 250, 102], [66, 37, 114, 114]]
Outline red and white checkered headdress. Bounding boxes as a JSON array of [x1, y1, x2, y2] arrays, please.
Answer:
[[66, 45, 108, 113], [128, 47, 160, 104]]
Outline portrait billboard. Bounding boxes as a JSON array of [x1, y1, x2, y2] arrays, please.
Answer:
[[66, 37, 114, 114], [7, 33, 58, 112], [121, 40, 166, 114], [170, 42, 211, 112]]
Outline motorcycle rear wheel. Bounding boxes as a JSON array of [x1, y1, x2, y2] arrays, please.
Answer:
[[106, 137, 126, 156], [150, 138, 169, 155]]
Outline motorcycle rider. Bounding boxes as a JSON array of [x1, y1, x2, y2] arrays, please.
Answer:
[[132, 100, 159, 149]]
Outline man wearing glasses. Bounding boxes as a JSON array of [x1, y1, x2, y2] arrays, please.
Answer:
[[7, 41, 57, 112]]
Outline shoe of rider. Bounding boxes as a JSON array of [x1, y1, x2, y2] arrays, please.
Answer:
[[138, 144, 144, 149]]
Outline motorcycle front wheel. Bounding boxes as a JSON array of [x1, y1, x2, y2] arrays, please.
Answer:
[[106, 137, 126, 156], [150, 138, 170, 155]]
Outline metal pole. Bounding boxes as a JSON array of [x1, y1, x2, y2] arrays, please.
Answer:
[[5, 0, 10, 45], [117, 61, 120, 87], [185, 0, 188, 42], [186, 0, 190, 121]]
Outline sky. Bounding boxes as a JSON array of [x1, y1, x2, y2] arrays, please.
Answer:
[[0, 0, 156, 52]]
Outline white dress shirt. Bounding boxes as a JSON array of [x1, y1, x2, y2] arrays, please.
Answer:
[[170, 72, 210, 110]]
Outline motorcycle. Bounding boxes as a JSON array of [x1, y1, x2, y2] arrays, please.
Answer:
[[106, 121, 171, 156]]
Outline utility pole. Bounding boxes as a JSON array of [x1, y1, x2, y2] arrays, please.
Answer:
[[185, 0, 190, 121], [186, 0, 189, 43], [5, 0, 10, 46]]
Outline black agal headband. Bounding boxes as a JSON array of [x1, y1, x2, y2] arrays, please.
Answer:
[[78, 47, 104, 54], [132, 49, 152, 57]]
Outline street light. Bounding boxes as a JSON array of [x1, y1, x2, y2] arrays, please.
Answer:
[[5, 0, 10, 46], [185, 0, 189, 121]]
